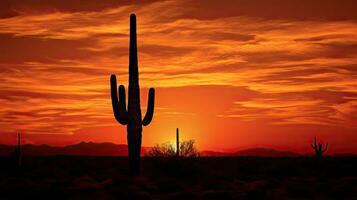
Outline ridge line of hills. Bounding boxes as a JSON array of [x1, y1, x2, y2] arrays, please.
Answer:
[[0, 142, 355, 157]]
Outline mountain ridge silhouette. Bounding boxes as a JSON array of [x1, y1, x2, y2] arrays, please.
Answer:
[[0, 142, 149, 156], [0, 142, 355, 157], [201, 148, 300, 157]]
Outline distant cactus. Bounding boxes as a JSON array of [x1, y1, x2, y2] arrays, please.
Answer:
[[311, 136, 328, 158], [176, 128, 180, 158], [15, 132, 22, 168], [110, 14, 155, 175], [146, 129, 199, 158]]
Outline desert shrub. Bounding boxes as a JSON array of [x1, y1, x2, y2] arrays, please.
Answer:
[[179, 140, 200, 157], [146, 142, 176, 157], [146, 140, 199, 158]]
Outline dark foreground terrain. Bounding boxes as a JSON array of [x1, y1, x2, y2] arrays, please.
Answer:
[[0, 156, 356, 200]]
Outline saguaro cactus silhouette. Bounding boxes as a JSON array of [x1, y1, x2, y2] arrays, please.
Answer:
[[311, 136, 328, 159], [15, 132, 22, 168], [176, 128, 180, 158], [110, 14, 155, 175]]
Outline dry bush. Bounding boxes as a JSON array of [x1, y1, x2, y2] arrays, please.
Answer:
[[179, 140, 200, 157], [146, 140, 199, 157], [146, 142, 176, 157]]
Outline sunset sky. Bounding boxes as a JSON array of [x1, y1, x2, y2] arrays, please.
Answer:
[[0, 0, 356, 153]]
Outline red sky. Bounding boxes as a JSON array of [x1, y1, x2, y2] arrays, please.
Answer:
[[0, 0, 356, 153]]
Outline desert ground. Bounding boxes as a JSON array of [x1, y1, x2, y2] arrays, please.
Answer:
[[0, 156, 356, 200]]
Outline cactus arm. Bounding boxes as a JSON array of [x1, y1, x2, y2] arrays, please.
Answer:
[[311, 136, 317, 149], [314, 136, 317, 148], [142, 88, 155, 126], [311, 144, 315, 150], [118, 84, 128, 118], [110, 75, 128, 125], [323, 143, 328, 152]]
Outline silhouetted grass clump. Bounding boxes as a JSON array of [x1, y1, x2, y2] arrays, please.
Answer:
[[146, 140, 199, 158]]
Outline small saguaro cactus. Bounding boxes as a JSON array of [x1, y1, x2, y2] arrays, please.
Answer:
[[311, 136, 328, 159], [110, 14, 155, 175], [176, 128, 180, 158], [15, 132, 22, 168]]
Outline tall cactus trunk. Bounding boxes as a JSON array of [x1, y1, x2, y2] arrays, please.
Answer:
[[127, 13, 142, 175], [176, 128, 180, 158], [110, 14, 155, 175], [16, 132, 22, 169]]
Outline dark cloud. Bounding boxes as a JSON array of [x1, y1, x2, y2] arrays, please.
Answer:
[[316, 42, 357, 58], [338, 64, 357, 77], [0, 89, 106, 101], [253, 65, 339, 84], [204, 32, 255, 41], [241, 41, 357, 64], [144, 62, 243, 76], [139, 44, 194, 57], [0, 33, 131, 73], [0, 0, 161, 18], [0, 1, 18, 18], [241, 50, 315, 63], [294, 34, 353, 42], [39, 65, 110, 75], [264, 89, 357, 106], [299, 90, 357, 105], [156, 85, 262, 114], [2, 0, 356, 21], [182, 0, 357, 21], [0, 33, 95, 63]]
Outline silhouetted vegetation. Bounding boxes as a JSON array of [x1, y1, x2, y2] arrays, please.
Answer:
[[0, 156, 355, 199], [110, 14, 155, 175], [146, 140, 199, 158], [180, 140, 200, 157], [176, 128, 180, 158], [311, 136, 328, 159], [10, 132, 22, 170], [146, 142, 175, 158]]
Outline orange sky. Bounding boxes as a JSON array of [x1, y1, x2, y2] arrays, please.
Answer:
[[0, 0, 356, 153]]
